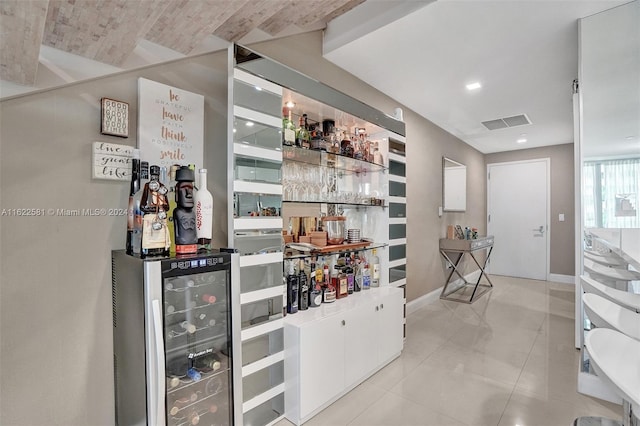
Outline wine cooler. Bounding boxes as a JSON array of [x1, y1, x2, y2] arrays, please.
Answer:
[[112, 250, 241, 426]]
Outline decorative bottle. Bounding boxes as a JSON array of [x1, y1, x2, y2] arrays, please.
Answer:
[[140, 165, 170, 257], [173, 166, 198, 254], [195, 168, 213, 251]]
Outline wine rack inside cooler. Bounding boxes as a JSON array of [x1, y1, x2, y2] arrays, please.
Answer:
[[164, 269, 232, 426]]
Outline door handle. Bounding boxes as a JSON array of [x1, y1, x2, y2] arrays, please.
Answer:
[[533, 226, 545, 234]]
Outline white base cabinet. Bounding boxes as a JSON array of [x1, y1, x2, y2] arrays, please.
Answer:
[[283, 287, 403, 425]]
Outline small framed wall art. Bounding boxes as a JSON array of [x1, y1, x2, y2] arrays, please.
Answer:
[[101, 97, 129, 138]]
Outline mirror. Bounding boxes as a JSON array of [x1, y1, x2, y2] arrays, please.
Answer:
[[581, 1, 640, 229], [443, 157, 466, 212]]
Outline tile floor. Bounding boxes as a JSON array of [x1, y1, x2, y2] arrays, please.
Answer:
[[275, 276, 622, 426]]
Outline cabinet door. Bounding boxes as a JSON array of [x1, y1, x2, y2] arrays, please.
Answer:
[[344, 302, 379, 387], [377, 290, 404, 363], [298, 317, 345, 419]]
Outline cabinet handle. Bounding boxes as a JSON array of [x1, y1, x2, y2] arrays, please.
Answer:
[[341, 320, 346, 326], [380, 303, 384, 309], [375, 306, 379, 311]]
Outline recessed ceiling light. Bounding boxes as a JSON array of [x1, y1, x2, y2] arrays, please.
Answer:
[[517, 138, 527, 144], [285, 101, 295, 108], [255, 85, 262, 91], [466, 82, 482, 91], [233, 128, 236, 133], [246, 121, 254, 127]]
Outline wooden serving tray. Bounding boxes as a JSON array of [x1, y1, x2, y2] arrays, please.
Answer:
[[314, 241, 372, 253]]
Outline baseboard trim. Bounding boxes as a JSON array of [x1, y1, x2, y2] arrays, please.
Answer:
[[549, 273, 575, 285], [406, 271, 481, 314]]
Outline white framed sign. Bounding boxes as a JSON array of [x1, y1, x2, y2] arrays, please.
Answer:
[[92, 142, 134, 181], [101, 97, 129, 137], [137, 78, 204, 169]]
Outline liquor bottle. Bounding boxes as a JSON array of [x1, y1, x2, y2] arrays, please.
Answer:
[[298, 259, 309, 310], [282, 107, 296, 146], [194, 169, 213, 251], [371, 249, 380, 287], [335, 265, 348, 299], [132, 161, 149, 255], [296, 114, 310, 149], [126, 149, 141, 254], [354, 257, 362, 292], [373, 141, 383, 165], [286, 261, 299, 314], [168, 165, 179, 254], [345, 256, 354, 294], [323, 267, 337, 303], [309, 259, 322, 307], [174, 166, 198, 254], [362, 259, 371, 290], [140, 165, 170, 257]]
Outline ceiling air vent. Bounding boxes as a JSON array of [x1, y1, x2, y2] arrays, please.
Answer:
[[482, 114, 531, 131]]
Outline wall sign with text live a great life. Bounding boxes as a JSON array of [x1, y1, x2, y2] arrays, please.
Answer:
[[92, 142, 134, 181], [137, 78, 204, 169]]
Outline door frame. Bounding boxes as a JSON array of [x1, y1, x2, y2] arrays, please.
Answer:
[[486, 158, 551, 281]]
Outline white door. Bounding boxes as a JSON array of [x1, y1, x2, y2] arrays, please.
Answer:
[[487, 159, 549, 280]]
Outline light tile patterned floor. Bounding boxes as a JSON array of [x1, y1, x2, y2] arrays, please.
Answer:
[[275, 276, 622, 426]]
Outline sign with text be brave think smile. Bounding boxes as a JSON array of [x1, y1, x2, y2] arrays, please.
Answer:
[[137, 78, 204, 169]]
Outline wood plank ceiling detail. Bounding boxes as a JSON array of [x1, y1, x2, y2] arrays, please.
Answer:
[[0, 0, 365, 87], [0, 0, 49, 86]]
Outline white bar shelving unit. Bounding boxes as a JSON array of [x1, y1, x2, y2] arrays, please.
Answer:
[[229, 68, 286, 426]]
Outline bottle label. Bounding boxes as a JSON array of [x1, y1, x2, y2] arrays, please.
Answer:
[[373, 264, 380, 280], [142, 214, 170, 249], [195, 199, 213, 238], [284, 128, 295, 144], [339, 277, 347, 295]]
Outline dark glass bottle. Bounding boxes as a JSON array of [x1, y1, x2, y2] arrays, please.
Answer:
[[298, 259, 309, 311], [309, 260, 322, 307], [286, 261, 299, 314], [126, 149, 140, 254]]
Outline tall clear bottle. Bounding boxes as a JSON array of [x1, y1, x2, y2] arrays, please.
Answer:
[[282, 107, 296, 146], [126, 149, 140, 254], [371, 249, 380, 287], [194, 168, 213, 251], [132, 161, 149, 255]]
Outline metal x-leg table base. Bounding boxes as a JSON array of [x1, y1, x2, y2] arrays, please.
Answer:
[[439, 246, 494, 303]]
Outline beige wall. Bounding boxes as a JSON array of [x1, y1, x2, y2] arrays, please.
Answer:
[[0, 51, 229, 426], [485, 143, 575, 276], [248, 31, 487, 302]]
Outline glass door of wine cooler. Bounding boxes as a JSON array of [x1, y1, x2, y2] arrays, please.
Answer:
[[162, 258, 233, 426]]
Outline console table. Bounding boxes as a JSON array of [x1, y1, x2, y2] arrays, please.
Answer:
[[439, 236, 494, 303]]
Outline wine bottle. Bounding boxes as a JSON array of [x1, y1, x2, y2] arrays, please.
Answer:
[[298, 259, 309, 311], [141, 165, 170, 257], [286, 260, 299, 314], [282, 107, 296, 146], [201, 294, 217, 304], [371, 249, 380, 287], [309, 259, 322, 307], [194, 169, 213, 251], [354, 257, 362, 292], [345, 256, 354, 294], [126, 149, 141, 255], [168, 164, 179, 254], [132, 161, 149, 255]]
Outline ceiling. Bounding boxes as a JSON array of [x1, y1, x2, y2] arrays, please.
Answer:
[[323, 0, 632, 154], [0, 0, 365, 97], [1, 0, 636, 156]]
